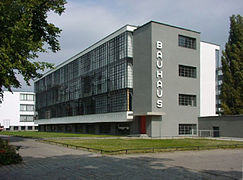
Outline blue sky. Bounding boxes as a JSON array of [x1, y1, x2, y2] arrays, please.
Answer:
[[20, 0, 243, 91]]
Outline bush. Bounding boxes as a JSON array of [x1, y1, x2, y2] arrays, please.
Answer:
[[0, 138, 22, 165]]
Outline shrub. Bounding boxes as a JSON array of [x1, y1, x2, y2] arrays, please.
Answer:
[[0, 138, 22, 165]]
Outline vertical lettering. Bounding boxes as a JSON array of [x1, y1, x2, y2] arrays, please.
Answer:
[[157, 60, 163, 68], [156, 100, 163, 108], [156, 41, 163, 49], [157, 51, 163, 59], [157, 89, 163, 98], [157, 80, 163, 88], [157, 71, 163, 78]]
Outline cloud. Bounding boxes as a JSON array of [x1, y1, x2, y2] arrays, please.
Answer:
[[18, 0, 243, 91]]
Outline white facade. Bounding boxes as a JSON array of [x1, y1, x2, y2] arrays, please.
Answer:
[[200, 41, 220, 116], [0, 91, 37, 130]]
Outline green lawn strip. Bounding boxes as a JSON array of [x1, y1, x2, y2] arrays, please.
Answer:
[[0, 131, 120, 139], [44, 138, 243, 154]]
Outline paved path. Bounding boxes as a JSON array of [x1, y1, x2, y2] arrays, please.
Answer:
[[0, 136, 242, 180]]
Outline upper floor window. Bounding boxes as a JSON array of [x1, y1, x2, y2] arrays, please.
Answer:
[[178, 35, 196, 49], [20, 104, 35, 111], [20, 94, 35, 101], [179, 94, 196, 107], [179, 65, 196, 78], [20, 115, 34, 122]]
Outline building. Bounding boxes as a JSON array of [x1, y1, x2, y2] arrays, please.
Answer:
[[34, 21, 219, 137], [200, 41, 220, 116], [198, 115, 243, 138], [0, 91, 37, 131]]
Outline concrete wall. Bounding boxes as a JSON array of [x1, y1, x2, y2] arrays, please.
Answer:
[[198, 115, 243, 138], [200, 42, 219, 116], [133, 21, 200, 137], [133, 23, 152, 113]]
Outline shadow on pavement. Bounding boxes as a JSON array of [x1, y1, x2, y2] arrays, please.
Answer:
[[0, 135, 29, 143], [0, 153, 237, 180]]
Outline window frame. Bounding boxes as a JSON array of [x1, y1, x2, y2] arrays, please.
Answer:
[[178, 35, 196, 49], [179, 124, 197, 135], [179, 65, 197, 78], [20, 94, 35, 101], [20, 115, 34, 122], [20, 104, 35, 111], [179, 94, 197, 107]]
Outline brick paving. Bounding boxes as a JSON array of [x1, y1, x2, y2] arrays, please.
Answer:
[[0, 136, 242, 180]]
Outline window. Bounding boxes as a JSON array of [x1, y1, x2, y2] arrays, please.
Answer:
[[178, 35, 196, 49], [99, 124, 111, 134], [14, 126, 18, 130], [179, 65, 196, 78], [20, 104, 35, 111], [28, 126, 33, 130], [21, 126, 25, 130], [179, 94, 196, 106], [20, 94, 35, 101], [215, 49, 220, 67], [179, 124, 197, 135], [20, 115, 34, 122]]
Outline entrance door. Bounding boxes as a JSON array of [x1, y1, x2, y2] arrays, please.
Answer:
[[213, 126, 219, 137], [140, 116, 146, 134]]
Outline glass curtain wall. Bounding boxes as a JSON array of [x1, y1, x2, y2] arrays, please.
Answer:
[[35, 32, 133, 119]]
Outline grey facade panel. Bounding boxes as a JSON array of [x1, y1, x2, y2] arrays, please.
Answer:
[[133, 23, 152, 113], [133, 22, 200, 136], [198, 115, 243, 138]]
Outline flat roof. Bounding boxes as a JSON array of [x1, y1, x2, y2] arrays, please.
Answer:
[[136, 20, 200, 34], [35, 21, 209, 82], [201, 40, 220, 47], [199, 115, 243, 119]]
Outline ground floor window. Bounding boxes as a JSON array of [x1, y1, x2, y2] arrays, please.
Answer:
[[99, 124, 111, 134], [34, 126, 38, 130], [21, 126, 25, 130], [14, 126, 18, 130], [86, 125, 95, 134], [179, 124, 197, 135], [28, 126, 33, 130]]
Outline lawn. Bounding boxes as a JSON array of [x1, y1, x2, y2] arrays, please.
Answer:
[[0, 131, 120, 139], [44, 138, 243, 154]]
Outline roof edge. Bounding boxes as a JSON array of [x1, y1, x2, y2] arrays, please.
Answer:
[[135, 20, 200, 34], [201, 40, 220, 47]]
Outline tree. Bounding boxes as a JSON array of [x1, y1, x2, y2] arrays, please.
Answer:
[[0, 0, 66, 102], [220, 14, 243, 114]]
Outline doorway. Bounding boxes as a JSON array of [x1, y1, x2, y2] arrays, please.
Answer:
[[213, 126, 220, 137]]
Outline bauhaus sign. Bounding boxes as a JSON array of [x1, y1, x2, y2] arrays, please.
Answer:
[[156, 41, 163, 108]]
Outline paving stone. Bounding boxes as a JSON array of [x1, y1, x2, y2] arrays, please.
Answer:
[[0, 136, 241, 180]]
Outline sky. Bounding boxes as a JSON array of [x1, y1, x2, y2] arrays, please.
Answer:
[[19, 0, 243, 91]]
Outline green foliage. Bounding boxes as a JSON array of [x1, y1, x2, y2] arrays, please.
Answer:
[[0, 0, 66, 102], [0, 138, 22, 165], [221, 14, 243, 114]]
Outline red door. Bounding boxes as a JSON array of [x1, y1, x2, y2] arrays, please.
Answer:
[[140, 116, 146, 134]]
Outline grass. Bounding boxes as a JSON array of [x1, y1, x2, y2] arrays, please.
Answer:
[[44, 138, 243, 154], [0, 131, 120, 139]]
